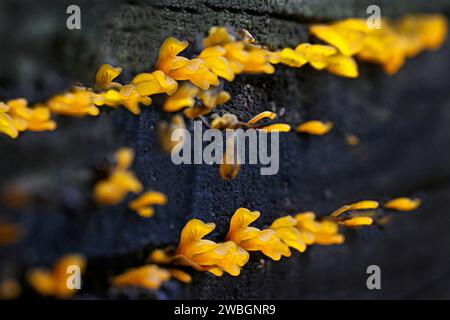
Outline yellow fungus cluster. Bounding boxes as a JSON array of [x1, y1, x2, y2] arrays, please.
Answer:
[[27, 254, 86, 298], [93, 148, 143, 205], [161, 202, 383, 277], [15, 195, 419, 297], [310, 15, 447, 74], [93, 148, 167, 218], [1, 16, 446, 140], [0, 99, 56, 139], [112, 265, 191, 291]]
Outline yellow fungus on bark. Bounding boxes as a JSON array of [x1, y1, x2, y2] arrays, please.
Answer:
[[296, 121, 333, 135], [112, 265, 171, 290], [270, 216, 307, 253], [95, 64, 123, 90], [93, 148, 143, 205], [131, 70, 178, 97], [47, 88, 100, 117], [156, 37, 219, 90], [163, 83, 199, 112], [295, 43, 337, 70], [342, 217, 374, 227], [384, 197, 421, 211], [260, 124, 292, 132], [175, 219, 249, 276], [198, 46, 235, 81], [326, 54, 359, 78], [169, 269, 192, 283], [203, 26, 236, 47], [330, 200, 379, 218], [247, 111, 277, 125], [269, 48, 308, 68], [27, 254, 86, 298], [226, 208, 290, 261], [128, 191, 168, 218]]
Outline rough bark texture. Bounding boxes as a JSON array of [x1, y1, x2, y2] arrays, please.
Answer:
[[1, 0, 450, 299]]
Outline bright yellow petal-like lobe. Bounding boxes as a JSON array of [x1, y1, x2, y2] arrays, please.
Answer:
[[269, 48, 308, 68], [0, 102, 9, 113], [260, 124, 291, 132], [132, 71, 178, 96], [95, 64, 123, 90], [112, 265, 171, 290], [330, 200, 379, 218], [47, 88, 100, 117], [227, 208, 260, 238], [198, 46, 235, 81], [199, 89, 231, 110], [24, 107, 57, 132], [157, 37, 189, 62], [313, 220, 345, 245], [203, 26, 235, 47], [225, 208, 290, 261], [128, 191, 168, 218], [194, 241, 249, 276], [270, 216, 307, 253], [296, 121, 333, 135], [223, 42, 250, 74], [343, 217, 374, 227], [178, 219, 216, 249], [129, 191, 168, 209], [149, 249, 174, 264], [326, 54, 359, 78], [384, 197, 421, 211], [175, 218, 250, 276], [168, 59, 220, 90], [247, 111, 277, 125], [295, 43, 337, 70], [310, 21, 367, 56], [169, 269, 192, 283], [0, 113, 19, 138], [349, 200, 379, 210], [242, 48, 275, 74], [295, 212, 344, 246], [163, 83, 199, 112]]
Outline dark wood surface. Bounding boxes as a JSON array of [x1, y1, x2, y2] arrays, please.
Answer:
[[1, 0, 450, 299]]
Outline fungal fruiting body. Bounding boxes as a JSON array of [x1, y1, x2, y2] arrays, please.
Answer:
[[0, 15, 447, 139], [129, 191, 168, 218], [27, 254, 86, 298], [384, 197, 421, 211], [174, 219, 249, 276], [93, 148, 143, 205]]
